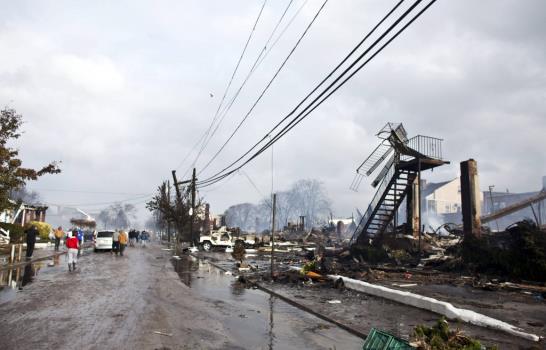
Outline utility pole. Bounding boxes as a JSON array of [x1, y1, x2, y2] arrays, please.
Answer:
[[270, 193, 276, 279], [172, 170, 196, 246], [166, 180, 171, 243], [190, 168, 197, 246], [172, 170, 184, 252], [488, 185, 500, 232], [418, 158, 422, 255]]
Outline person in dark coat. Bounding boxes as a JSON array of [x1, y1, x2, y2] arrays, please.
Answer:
[[25, 224, 38, 259]]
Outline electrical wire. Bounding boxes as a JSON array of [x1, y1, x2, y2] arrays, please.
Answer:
[[198, 0, 438, 188], [199, 0, 329, 175], [30, 188, 149, 196], [175, 0, 307, 175], [174, 131, 208, 171], [188, 0, 268, 172], [196, 0, 407, 185], [256, 0, 309, 69], [195, 0, 296, 167]]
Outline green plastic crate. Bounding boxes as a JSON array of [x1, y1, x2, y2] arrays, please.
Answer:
[[362, 328, 413, 350]]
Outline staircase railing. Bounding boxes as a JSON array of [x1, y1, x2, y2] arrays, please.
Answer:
[[350, 162, 397, 244], [403, 135, 443, 160], [356, 142, 393, 176]]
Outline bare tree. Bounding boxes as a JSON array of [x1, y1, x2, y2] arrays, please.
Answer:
[[224, 203, 256, 231], [289, 179, 331, 229], [146, 181, 201, 243], [97, 203, 137, 229], [224, 179, 332, 233]]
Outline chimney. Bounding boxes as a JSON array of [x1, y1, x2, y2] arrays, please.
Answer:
[[542, 176, 546, 191]]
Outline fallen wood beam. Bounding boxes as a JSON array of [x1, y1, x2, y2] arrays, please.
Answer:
[[481, 190, 546, 224]]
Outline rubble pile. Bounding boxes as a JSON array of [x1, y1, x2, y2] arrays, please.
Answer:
[[454, 220, 546, 282]]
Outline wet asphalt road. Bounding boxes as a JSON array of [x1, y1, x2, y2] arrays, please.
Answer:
[[0, 244, 364, 350]]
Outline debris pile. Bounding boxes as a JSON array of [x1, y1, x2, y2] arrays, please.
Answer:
[[411, 318, 498, 350], [453, 220, 546, 281]]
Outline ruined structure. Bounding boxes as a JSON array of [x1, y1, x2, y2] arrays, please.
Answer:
[[460, 159, 482, 237], [350, 123, 448, 245]]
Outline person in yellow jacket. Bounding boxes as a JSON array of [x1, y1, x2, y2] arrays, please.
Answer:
[[54, 226, 64, 251], [118, 230, 128, 256]]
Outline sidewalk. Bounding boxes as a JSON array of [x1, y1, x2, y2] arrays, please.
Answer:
[[0, 245, 66, 271]]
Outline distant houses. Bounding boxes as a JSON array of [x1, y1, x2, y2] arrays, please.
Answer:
[[0, 203, 48, 243], [413, 176, 545, 230], [0, 203, 48, 225]]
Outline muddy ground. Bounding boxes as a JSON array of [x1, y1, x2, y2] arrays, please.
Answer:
[[198, 251, 546, 349], [0, 243, 362, 350]]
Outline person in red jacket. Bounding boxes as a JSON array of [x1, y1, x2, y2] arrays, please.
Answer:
[[66, 231, 79, 272]]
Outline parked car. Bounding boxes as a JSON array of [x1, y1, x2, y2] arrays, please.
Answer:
[[94, 230, 114, 252], [199, 226, 257, 251]]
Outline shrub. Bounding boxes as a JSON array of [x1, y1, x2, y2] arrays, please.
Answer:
[[25, 221, 52, 241]]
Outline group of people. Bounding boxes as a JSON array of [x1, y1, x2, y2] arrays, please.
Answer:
[[52, 226, 83, 256], [110, 229, 150, 255], [111, 229, 128, 256], [128, 229, 150, 247], [23, 225, 152, 270], [23, 225, 82, 266]]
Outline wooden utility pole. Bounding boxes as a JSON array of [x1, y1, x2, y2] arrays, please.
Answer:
[[190, 168, 197, 246], [172, 170, 196, 245], [270, 193, 276, 279], [171, 170, 184, 252], [171, 170, 182, 202], [166, 180, 171, 243], [418, 158, 422, 255]]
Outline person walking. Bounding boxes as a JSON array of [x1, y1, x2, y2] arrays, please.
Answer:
[[54, 226, 64, 251], [66, 231, 79, 271], [112, 230, 120, 255], [129, 229, 135, 247], [25, 224, 38, 259], [118, 230, 128, 256], [140, 231, 149, 247], [76, 228, 84, 257]]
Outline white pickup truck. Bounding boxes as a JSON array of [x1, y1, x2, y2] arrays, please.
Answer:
[[199, 226, 257, 251]]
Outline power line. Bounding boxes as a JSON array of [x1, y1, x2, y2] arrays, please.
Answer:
[[30, 188, 149, 196], [174, 0, 307, 176], [199, 0, 329, 175], [202, 0, 434, 188], [174, 131, 208, 171], [256, 0, 310, 68], [197, 0, 407, 186], [188, 0, 268, 172], [240, 170, 266, 199], [198, 0, 438, 188], [194, 0, 296, 168]]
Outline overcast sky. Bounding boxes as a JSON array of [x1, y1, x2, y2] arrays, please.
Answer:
[[1, 0, 545, 225]]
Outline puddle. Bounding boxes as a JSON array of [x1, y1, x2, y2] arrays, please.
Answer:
[[0, 255, 62, 304], [172, 256, 364, 349]]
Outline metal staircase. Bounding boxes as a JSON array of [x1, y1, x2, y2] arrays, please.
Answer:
[[350, 123, 447, 245]]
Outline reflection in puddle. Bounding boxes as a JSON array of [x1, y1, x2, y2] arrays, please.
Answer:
[[0, 257, 60, 303], [268, 294, 275, 350], [172, 255, 363, 349]]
